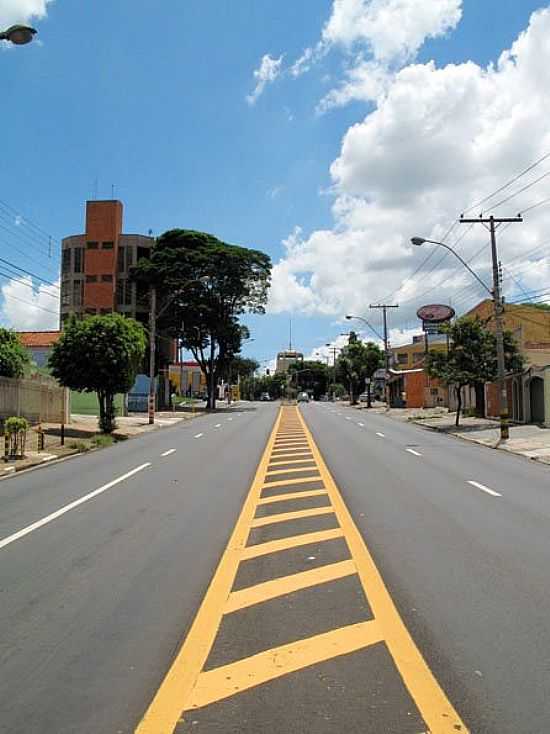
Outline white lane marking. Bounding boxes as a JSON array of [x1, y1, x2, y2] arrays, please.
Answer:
[[215, 423, 222, 428], [406, 448, 422, 457], [227, 418, 233, 422], [161, 449, 176, 457], [358, 422, 365, 427], [376, 432, 385, 438], [467, 480, 502, 498], [194, 433, 204, 439], [346, 417, 352, 421], [0, 463, 151, 553]]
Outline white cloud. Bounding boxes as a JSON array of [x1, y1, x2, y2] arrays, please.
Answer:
[[1, 276, 59, 330], [269, 8, 550, 334], [0, 0, 53, 28], [246, 53, 283, 105], [322, 0, 462, 63]]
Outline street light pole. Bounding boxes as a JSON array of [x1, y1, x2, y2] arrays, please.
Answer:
[[412, 214, 522, 441]]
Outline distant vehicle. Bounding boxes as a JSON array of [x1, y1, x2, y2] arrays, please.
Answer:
[[260, 392, 271, 401], [359, 393, 369, 403], [297, 392, 310, 403], [319, 394, 329, 402]]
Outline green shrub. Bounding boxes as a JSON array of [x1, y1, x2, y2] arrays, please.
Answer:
[[68, 440, 90, 453], [5, 416, 30, 434]]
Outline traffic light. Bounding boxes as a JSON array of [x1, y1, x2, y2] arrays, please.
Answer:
[[266, 368, 270, 375]]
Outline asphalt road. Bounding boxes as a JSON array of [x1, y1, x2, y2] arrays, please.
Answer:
[[0, 403, 278, 734], [304, 401, 550, 734], [2, 400, 550, 733]]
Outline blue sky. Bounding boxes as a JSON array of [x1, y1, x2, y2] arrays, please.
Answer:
[[2, 0, 550, 368]]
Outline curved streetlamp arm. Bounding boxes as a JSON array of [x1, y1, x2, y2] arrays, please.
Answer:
[[345, 315, 384, 341], [419, 239, 492, 296]]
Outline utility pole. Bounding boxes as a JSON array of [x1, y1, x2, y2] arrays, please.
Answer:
[[148, 287, 157, 424], [325, 345, 341, 400], [370, 304, 399, 409], [459, 215, 522, 440]]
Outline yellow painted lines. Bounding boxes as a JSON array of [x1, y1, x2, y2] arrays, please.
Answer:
[[136, 406, 468, 734], [186, 621, 384, 710], [250, 505, 334, 528], [257, 489, 327, 505], [240, 527, 345, 560], [268, 457, 315, 467], [224, 559, 356, 614]]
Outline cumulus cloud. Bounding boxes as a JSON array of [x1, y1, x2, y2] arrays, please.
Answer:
[[269, 8, 550, 337], [0, 0, 53, 27], [246, 53, 283, 105], [1, 276, 59, 330]]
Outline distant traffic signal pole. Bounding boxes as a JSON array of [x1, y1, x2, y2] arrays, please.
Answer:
[[412, 211, 522, 441]]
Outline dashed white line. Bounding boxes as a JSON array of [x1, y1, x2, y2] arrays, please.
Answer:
[[346, 417, 352, 421], [376, 432, 385, 438], [0, 463, 151, 553], [227, 418, 233, 422], [358, 422, 365, 427], [194, 433, 204, 439], [161, 449, 176, 457], [406, 448, 422, 457], [215, 423, 222, 428], [467, 480, 502, 497]]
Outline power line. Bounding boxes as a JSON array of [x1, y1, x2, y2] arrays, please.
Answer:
[[0, 268, 59, 301]]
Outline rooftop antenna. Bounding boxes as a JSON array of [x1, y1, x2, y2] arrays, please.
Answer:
[[289, 317, 293, 351], [92, 177, 98, 200], [111, 184, 115, 199]]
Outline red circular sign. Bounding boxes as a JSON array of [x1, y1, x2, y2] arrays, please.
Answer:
[[416, 304, 455, 323]]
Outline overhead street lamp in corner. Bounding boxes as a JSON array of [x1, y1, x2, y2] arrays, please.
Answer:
[[411, 233, 509, 440], [0, 25, 37, 45]]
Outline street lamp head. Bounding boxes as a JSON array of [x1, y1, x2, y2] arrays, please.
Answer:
[[345, 315, 352, 320], [411, 237, 426, 247], [1, 25, 37, 45]]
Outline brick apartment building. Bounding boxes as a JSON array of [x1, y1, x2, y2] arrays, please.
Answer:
[[60, 200, 154, 327]]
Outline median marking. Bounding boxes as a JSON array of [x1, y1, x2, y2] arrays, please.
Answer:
[[136, 407, 467, 734], [0, 463, 151, 553], [467, 480, 502, 498], [358, 422, 365, 427], [161, 449, 176, 457]]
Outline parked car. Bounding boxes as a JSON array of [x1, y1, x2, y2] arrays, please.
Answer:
[[359, 393, 369, 403], [319, 394, 329, 402], [260, 392, 271, 401], [297, 392, 310, 403]]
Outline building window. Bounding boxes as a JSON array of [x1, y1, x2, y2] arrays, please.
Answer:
[[397, 353, 408, 365], [125, 246, 134, 271], [86, 275, 97, 283], [117, 245, 125, 272], [101, 274, 113, 282], [73, 279, 83, 306], [86, 241, 98, 249], [102, 241, 114, 250], [124, 280, 133, 306], [74, 247, 84, 273], [62, 248, 71, 274], [61, 280, 71, 306]]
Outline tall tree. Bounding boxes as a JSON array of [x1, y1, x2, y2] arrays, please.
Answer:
[[336, 333, 384, 405], [132, 230, 271, 409], [49, 314, 146, 433], [426, 317, 523, 426], [0, 329, 30, 378], [288, 360, 329, 400]]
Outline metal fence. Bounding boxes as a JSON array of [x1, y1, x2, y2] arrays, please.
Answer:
[[0, 375, 69, 424]]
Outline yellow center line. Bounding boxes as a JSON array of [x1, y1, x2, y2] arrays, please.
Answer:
[[241, 527, 345, 559], [261, 475, 321, 489], [294, 408, 469, 734], [250, 505, 335, 528], [257, 489, 328, 505], [134, 409, 283, 734], [185, 620, 383, 711], [224, 559, 356, 614], [265, 465, 321, 477]]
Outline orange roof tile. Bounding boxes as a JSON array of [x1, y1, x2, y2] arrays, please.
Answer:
[[17, 331, 61, 348]]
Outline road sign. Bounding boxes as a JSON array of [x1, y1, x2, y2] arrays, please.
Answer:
[[416, 304, 455, 324]]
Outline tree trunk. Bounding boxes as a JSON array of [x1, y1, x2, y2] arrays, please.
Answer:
[[455, 385, 462, 427], [97, 390, 106, 433], [98, 390, 116, 433], [367, 383, 372, 408]]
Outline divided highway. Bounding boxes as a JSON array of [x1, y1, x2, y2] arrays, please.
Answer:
[[2, 400, 550, 733]]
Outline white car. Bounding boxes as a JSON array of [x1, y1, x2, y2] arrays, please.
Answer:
[[297, 392, 310, 403]]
